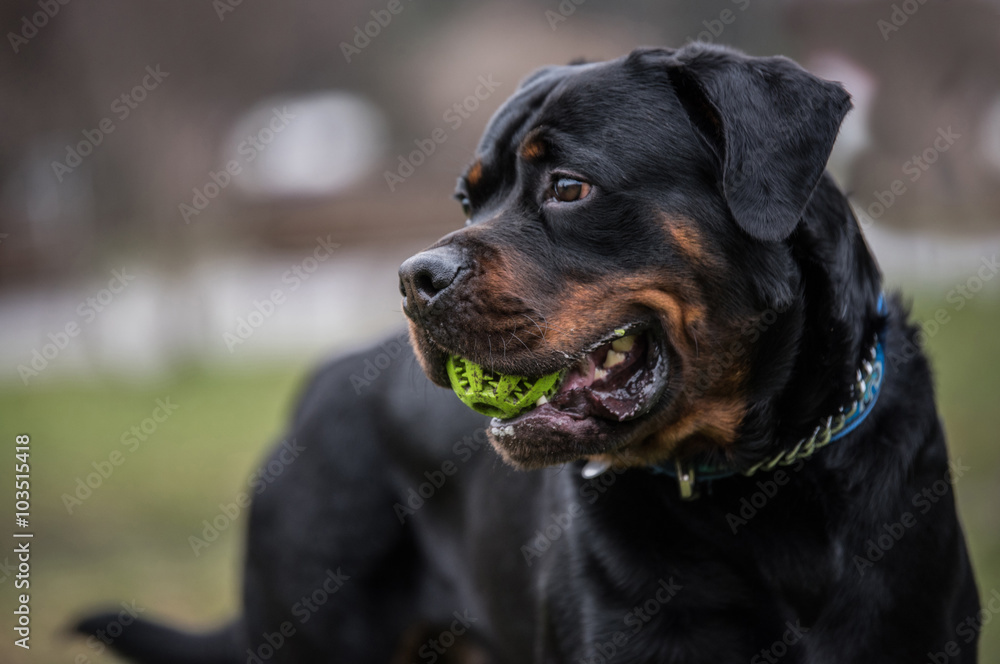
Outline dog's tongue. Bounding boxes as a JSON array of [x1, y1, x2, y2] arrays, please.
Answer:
[[547, 333, 661, 421]]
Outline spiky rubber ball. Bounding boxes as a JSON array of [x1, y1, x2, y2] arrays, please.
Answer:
[[446, 356, 562, 419]]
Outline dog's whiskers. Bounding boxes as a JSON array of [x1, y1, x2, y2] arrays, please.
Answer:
[[510, 331, 531, 353], [519, 313, 548, 341]]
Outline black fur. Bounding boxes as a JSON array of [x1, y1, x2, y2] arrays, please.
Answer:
[[76, 43, 979, 663]]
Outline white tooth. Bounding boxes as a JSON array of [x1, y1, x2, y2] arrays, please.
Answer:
[[611, 335, 635, 352], [491, 427, 500, 436], [504, 426, 514, 436], [604, 350, 626, 368], [594, 368, 609, 381], [536, 394, 548, 406], [581, 459, 611, 479]]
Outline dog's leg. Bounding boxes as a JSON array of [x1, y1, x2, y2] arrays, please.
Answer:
[[240, 359, 427, 663]]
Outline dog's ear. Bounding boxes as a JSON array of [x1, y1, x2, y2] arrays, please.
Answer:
[[518, 58, 591, 91], [666, 44, 852, 242]]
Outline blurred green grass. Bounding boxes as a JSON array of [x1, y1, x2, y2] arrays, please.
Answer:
[[1, 291, 998, 663], [0, 362, 308, 663]]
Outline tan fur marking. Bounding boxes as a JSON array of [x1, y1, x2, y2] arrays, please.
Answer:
[[665, 217, 722, 269], [519, 137, 545, 161], [535, 274, 748, 463], [518, 127, 547, 162], [467, 159, 483, 187]]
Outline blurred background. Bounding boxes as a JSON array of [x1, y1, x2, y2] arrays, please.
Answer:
[[1, 0, 998, 661]]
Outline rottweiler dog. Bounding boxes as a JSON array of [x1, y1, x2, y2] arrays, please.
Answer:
[[78, 43, 979, 663]]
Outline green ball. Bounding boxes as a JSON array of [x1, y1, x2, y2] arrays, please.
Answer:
[[446, 356, 563, 419]]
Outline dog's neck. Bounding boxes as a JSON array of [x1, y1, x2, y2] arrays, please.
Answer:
[[638, 175, 886, 497], [730, 174, 885, 473], [773, 176, 884, 443]]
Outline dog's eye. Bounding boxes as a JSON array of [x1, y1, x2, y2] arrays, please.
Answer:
[[457, 195, 471, 218], [551, 178, 591, 203]]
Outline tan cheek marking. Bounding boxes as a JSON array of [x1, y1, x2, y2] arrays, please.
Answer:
[[586, 396, 746, 470], [653, 398, 747, 450], [665, 217, 723, 270], [535, 274, 749, 464], [629, 287, 704, 350], [530, 285, 650, 353], [440, 259, 748, 464], [534, 277, 704, 353], [474, 258, 525, 312]]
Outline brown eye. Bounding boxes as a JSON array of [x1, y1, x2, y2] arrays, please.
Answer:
[[552, 178, 591, 202]]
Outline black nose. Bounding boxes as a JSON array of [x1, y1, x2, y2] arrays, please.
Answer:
[[399, 246, 465, 320]]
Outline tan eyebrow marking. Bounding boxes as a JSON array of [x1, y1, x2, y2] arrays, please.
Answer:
[[519, 128, 547, 161], [467, 159, 484, 187]]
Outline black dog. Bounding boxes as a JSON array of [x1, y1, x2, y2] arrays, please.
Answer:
[[78, 43, 979, 663]]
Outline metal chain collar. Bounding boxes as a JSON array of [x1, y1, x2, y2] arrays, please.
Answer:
[[742, 332, 884, 476], [666, 331, 886, 500]]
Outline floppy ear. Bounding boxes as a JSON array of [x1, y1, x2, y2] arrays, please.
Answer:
[[666, 44, 852, 242]]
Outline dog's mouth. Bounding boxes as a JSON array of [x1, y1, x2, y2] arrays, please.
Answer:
[[436, 322, 671, 467], [529, 325, 664, 422]]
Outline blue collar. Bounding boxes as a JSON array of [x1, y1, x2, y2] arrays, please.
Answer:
[[646, 294, 888, 499]]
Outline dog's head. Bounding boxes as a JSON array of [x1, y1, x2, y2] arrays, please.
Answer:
[[399, 43, 881, 471]]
